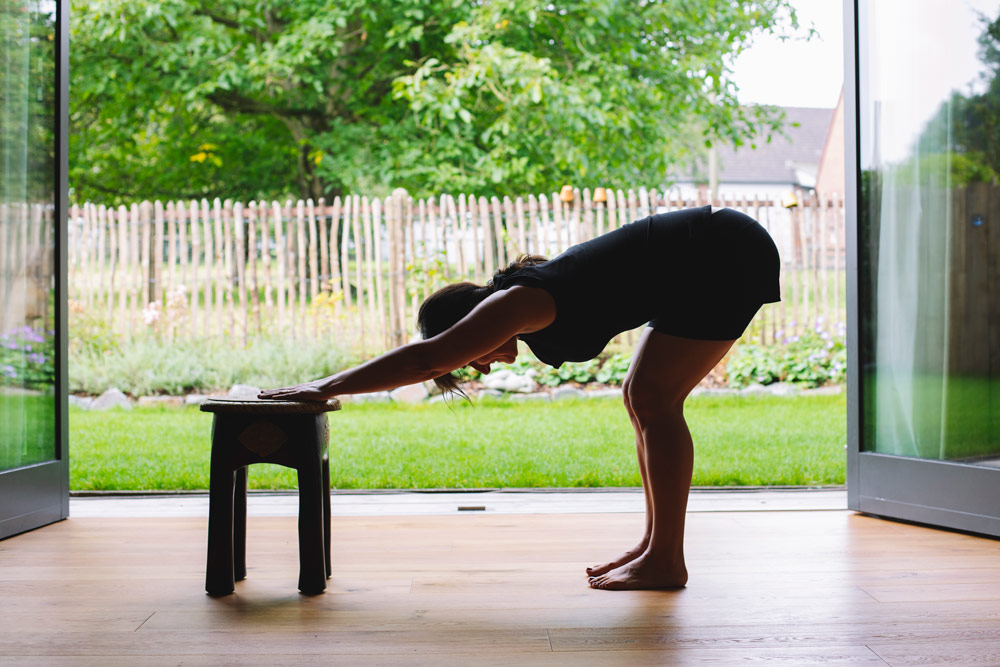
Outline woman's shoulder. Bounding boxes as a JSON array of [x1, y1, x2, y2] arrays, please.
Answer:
[[491, 284, 556, 333]]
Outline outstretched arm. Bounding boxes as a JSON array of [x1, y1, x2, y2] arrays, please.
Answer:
[[258, 286, 555, 400]]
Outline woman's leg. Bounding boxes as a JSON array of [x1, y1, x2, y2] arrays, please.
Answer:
[[589, 329, 736, 590], [586, 365, 653, 576]]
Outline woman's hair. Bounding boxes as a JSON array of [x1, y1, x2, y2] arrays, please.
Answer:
[[417, 254, 547, 397]]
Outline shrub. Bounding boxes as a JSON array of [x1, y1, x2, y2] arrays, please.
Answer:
[[727, 321, 846, 388], [456, 350, 631, 388], [70, 335, 360, 396]]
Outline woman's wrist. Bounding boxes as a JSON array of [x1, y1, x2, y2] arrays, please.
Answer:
[[320, 373, 343, 397]]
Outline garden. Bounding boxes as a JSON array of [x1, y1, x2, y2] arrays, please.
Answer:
[[45, 0, 849, 493], [64, 302, 848, 491]]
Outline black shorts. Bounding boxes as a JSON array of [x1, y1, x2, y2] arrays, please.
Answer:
[[648, 208, 781, 341]]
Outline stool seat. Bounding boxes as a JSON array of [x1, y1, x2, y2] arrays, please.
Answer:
[[201, 396, 341, 596], [200, 397, 342, 414]]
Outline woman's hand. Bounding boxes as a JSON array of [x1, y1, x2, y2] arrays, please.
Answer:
[[258, 378, 333, 402]]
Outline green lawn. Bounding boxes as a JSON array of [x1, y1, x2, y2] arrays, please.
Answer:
[[0, 392, 56, 471], [69, 393, 847, 490]]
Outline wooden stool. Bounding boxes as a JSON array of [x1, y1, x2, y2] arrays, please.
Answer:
[[200, 397, 341, 596]]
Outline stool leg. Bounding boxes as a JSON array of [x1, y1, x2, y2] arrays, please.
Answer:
[[296, 462, 327, 595], [234, 466, 248, 581], [206, 449, 236, 596], [323, 457, 331, 579]]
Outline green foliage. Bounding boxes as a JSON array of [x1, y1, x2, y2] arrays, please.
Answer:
[[533, 353, 630, 387], [455, 350, 631, 388], [69, 335, 359, 396], [70, 0, 802, 203], [68, 300, 120, 356], [69, 393, 848, 490], [902, 11, 1000, 186], [2, 4, 56, 202], [727, 328, 846, 389]]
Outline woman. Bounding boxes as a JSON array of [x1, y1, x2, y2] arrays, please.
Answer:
[[260, 204, 780, 591]]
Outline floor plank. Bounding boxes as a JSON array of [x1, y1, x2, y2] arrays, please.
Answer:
[[1, 509, 998, 665]]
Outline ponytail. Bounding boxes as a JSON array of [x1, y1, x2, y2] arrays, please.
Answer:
[[486, 254, 548, 292]]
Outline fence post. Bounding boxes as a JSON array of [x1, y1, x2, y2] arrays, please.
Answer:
[[551, 191, 565, 252], [528, 194, 541, 256], [233, 202, 247, 345], [615, 189, 628, 229], [490, 195, 505, 270], [404, 193, 416, 336], [340, 195, 353, 309], [248, 201, 262, 334], [478, 195, 493, 279], [352, 194, 367, 356]]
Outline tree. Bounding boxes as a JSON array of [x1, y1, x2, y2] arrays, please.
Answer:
[[70, 0, 802, 203], [911, 10, 1000, 185]]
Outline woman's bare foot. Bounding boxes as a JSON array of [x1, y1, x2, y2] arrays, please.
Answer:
[[585, 540, 649, 577], [587, 554, 688, 591]]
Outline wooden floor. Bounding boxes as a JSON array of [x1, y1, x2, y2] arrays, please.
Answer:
[[2, 509, 1000, 665]]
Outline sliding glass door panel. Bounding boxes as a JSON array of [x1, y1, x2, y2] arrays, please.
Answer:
[[848, 0, 1000, 536], [0, 0, 68, 539]]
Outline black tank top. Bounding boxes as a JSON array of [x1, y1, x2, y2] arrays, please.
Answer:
[[498, 206, 777, 367]]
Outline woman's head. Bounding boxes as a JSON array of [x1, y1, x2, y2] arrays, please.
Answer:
[[417, 254, 547, 396]]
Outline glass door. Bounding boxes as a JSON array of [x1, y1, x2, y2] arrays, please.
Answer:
[[846, 0, 1000, 536], [0, 0, 68, 539]]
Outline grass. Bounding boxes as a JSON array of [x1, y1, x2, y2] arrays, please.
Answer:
[[69, 393, 847, 490], [0, 392, 56, 471], [863, 372, 998, 460]]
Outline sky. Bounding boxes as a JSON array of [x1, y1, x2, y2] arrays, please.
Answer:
[[730, 0, 845, 109]]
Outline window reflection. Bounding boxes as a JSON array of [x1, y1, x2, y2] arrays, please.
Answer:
[[0, 1, 57, 471], [860, 0, 1000, 463]]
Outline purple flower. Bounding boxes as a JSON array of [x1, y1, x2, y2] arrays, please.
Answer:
[[2, 365, 16, 379]]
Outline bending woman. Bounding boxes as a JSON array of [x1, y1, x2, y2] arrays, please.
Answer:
[[260, 204, 780, 591]]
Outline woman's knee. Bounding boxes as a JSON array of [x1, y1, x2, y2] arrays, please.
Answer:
[[625, 380, 685, 422]]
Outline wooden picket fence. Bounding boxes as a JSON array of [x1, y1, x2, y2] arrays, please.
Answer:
[[68, 188, 846, 356], [1, 203, 55, 335]]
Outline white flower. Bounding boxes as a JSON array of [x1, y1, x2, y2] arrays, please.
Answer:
[[142, 301, 161, 325]]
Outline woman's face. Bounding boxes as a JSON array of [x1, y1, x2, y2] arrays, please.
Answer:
[[469, 336, 518, 374]]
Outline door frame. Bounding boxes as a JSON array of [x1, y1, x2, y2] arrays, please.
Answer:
[[0, 0, 70, 540], [844, 0, 1000, 538]]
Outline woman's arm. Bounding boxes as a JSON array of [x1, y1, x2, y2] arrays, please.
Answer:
[[258, 286, 555, 400]]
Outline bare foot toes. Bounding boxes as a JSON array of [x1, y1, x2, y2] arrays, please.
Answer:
[[588, 556, 687, 591], [586, 542, 649, 577]]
